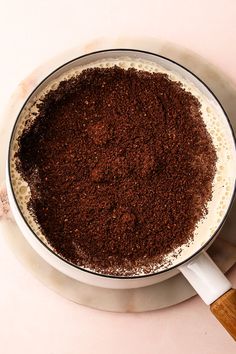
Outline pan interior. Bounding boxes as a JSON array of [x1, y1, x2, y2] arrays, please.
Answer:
[[9, 51, 236, 277]]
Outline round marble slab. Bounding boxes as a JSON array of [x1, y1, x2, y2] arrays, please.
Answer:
[[0, 38, 236, 312]]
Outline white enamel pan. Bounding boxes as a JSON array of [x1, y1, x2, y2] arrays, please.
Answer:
[[6, 49, 236, 339]]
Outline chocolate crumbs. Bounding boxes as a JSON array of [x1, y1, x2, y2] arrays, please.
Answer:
[[16, 66, 217, 275]]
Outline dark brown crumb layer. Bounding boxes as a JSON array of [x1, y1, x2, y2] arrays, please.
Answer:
[[17, 66, 217, 275]]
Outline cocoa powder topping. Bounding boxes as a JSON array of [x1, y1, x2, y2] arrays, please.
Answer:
[[17, 66, 217, 275]]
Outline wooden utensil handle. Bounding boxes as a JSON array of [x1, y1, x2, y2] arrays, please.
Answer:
[[210, 288, 236, 340]]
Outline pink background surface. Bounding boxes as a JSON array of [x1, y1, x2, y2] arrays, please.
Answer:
[[0, 1, 236, 353]]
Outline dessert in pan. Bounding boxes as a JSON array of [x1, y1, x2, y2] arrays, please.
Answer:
[[7, 51, 236, 339]]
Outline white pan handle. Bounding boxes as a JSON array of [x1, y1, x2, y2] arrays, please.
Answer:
[[179, 251, 236, 340], [178, 251, 231, 305]]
